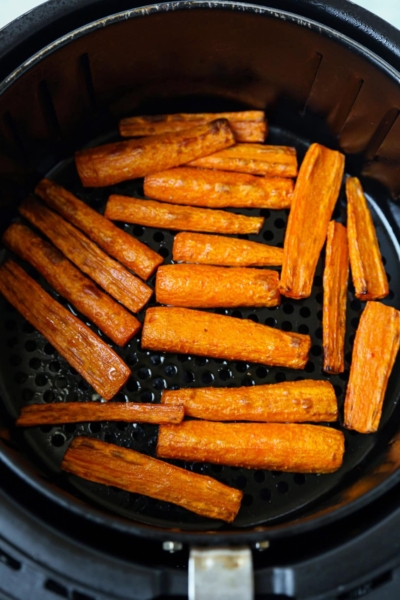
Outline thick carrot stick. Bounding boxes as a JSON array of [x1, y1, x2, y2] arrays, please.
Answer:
[[19, 198, 152, 313], [142, 307, 311, 369], [3, 223, 140, 346], [155, 264, 280, 308], [344, 302, 400, 433], [172, 232, 284, 267], [280, 143, 345, 299], [346, 177, 389, 300], [161, 380, 338, 422], [323, 221, 349, 374], [76, 119, 235, 187], [119, 111, 267, 143], [105, 196, 264, 235], [16, 402, 184, 426], [0, 261, 130, 400], [62, 436, 243, 522], [35, 179, 163, 280], [144, 167, 293, 209], [187, 144, 297, 177], [157, 421, 345, 473]]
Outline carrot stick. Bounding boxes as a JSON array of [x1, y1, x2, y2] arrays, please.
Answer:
[[172, 232, 284, 267], [344, 302, 400, 433], [16, 402, 184, 426], [76, 119, 235, 187], [0, 261, 130, 400], [187, 144, 297, 177], [157, 421, 345, 473], [62, 436, 243, 522], [346, 177, 389, 300], [144, 167, 293, 209], [161, 380, 338, 422], [155, 264, 280, 308], [119, 111, 267, 143], [3, 223, 141, 346], [323, 221, 349, 374], [105, 196, 264, 235], [280, 143, 345, 299], [142, 307, 311, 369], [35, 179, 163, 280], [19, 198, 152, 314]]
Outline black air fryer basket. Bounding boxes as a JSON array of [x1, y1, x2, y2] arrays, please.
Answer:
[[2, 1, 400, 598]]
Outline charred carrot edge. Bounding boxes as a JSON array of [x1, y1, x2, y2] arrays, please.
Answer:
[[323, 222, 349, 374], [16, 402, 184, 426], [344, 302, 400, 433], [144, 167, 293, 209], [19, 198, 152, 314], [35, 179, 163, 280], [172, 232, 284, 267], [161, 380, 338, 422], [280, 143, 345, 299], [0, 261, 130, 400], [62, 436, 243, 522], [155, 264, 280, 308], [157, 421, 345, 473], [142, 307, 311, 369], [3, 223, 141, 347], [346, 177, 389, 300], [105, 196, 264, 235], [76, 119, 235, 187], [187, 144, 297, 177]]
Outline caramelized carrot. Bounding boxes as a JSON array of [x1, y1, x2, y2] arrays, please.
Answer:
[[344, 302, 400, 433], [346, 177, 389, 300], [142, 307, 311, 369], [105, 196, 264, 235], [172, 232, 284, 267], [35, 179, 163, 280], [157, 421, 345, 473], [187, 144, 297, 177], [19, 198, 152, 314], [155, 264, 280, 308], [280, 143, 345, 299], [144, 167, 293, 209], [62, 436, 243, 522], [323, 221, 349, 374], [119, 111, 267, 143], [76, 119, 235, 187], [161, 380, 338, 422], [16, 402, 184, 426], [0, 261, 130, 400]]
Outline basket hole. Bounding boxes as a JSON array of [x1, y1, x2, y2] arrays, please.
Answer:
[[153, 377, 167, 389], [281, 321, 293, 332], [235, 362, 248, 373], [65, 423, 77, 434], [305, 361, 315, 373], [241, 376, 254, 386], [195, 356, 208, 366], [141, 390, 154, 402], [211, 464, 223, 473], [313, 275, 323, 287], [51, 433, 66, 447], [282, 303, 294, 315], [116, 421, 128, 431], [277, 481, 289, 494], [201, 371, 214, 384], [271, 470, 282, 477], [138, 367, 151, 380], [176, 354, 189, 363], [265, 317, 277, 328], [56, 376, 68, 389], [300, 307, 311, 318], [231, 310, 243, 319], [260, 209, 271, 218], [256, 367, 268, 379], [44, 343, 55, 355], [254, 471, 265, 483], [260, 488, 271, 501], [274, 218, 285, 229], [159, 247, 169, 258], [298, 324, 309, 334], [275, 372, 286, 383], [125, 378, 140, 392], [133, 225, 144, 237], [350, 299, 362, 311], [89, 423, 102, 433], [219, 368, 232, 381], [242, 494, 253, 506], [263, 230, 274, 242], [311, 345, 322, 357], [49, 360, 60, 372], [165, 364, 178, 377], [43, 390, 54, 403], [247, 314, 259, 323], [182, 371, 194, 384], [153, 231, 164, 242], [293, 474, 306, 486], [126, 353, 138, 366], [24, 340, 36, 351]]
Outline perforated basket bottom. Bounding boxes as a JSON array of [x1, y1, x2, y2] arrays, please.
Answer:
[[1, 125, 400, 531]]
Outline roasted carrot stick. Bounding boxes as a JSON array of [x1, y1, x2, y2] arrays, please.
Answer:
[[19, 198, 152, 314], [142, 307, 311, 369], [119, 111, 267, 143], [76, 119, 235, 187], [280, 143, 345, 299], [62, 436, 243, 522], [35, 179, 163, 280], [0, 261, 130, 400], [155, 264, 280, 308], [144, 167, 293, 209], [157, 421, 345, 473], [105, 196, 264, 235], [16, 402, 184, 426], [344, 302, 400, 433], [161, 380, 338, 422], [323, 221, 349, 374], [3, 223, 141, 346], [172, 232, 284, 267], [187, 144, 297, 177], [346, 177, 389, 300]]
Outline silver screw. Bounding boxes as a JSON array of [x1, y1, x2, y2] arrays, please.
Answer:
[[163, 541, 183, 553]]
